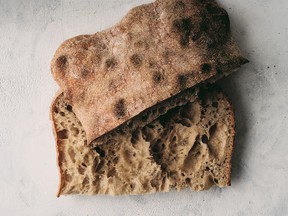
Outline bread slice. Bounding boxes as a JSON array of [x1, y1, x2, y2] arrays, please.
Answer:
[[51, 0, 247, 144], [51, 86, 235, 196]]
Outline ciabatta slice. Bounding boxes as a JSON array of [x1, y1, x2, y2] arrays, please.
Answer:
[[51, 86, 235, 196]]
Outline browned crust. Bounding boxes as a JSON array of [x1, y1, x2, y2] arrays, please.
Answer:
[[50, 91, 65, 197], [51, 0, 248, 144]]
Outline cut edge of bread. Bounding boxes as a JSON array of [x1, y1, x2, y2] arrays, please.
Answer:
[[50, 90, 65, 197], [51, 85, 235, 196]]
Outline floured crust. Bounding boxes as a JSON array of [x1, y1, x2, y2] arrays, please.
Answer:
[[51, 0, 247, 144], [51, 86, 235, 196]]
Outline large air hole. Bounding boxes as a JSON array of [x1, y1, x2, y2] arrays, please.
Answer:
[[151, 142, 161, 153], [94, 147, 106, 157], [172, 136, 177, 142], [66, 105, 73, 112], [209, 124, 217, 137], [198, 90, 208, 105], [201, 134, 208, 144], [57, 129, 68, 139], [130, 129, 141, 144], [158, 106, 180, 126]]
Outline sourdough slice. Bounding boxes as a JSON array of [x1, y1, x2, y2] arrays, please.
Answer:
[[51, 0, 247, 144], [51, 86, 235, 196]]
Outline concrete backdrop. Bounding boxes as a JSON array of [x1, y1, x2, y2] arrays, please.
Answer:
[[0, 0, 287, 215]]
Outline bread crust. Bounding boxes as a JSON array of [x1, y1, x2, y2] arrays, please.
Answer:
[[50, 90, 66, 197], [51, 0, 247, 144], [221, 92, 236, 186]]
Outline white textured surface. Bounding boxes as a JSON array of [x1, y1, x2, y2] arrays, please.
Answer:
[[0, 0, 287, 215]]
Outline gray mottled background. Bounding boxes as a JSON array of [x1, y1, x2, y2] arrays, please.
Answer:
[[0, 0, 287, 215]]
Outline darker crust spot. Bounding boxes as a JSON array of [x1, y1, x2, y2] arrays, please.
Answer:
[[114, 99, 126, 118], [177, 72, 195, 90], [178, 74, 188, 90], [162, 50, 170, 60], [81, 69, 90, 77], [173, 18, 193, 47], [105, 58, 117, 69], [201, 63, 212, 73], [130, 54, 143, 67], [153, 71, 164, 84], [56, 55, 67, 69], [171, 3, 231, 49]]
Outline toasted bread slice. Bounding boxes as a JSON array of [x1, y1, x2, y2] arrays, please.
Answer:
[[51, 86, 235, 196], [51, 0, 246, 144]]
